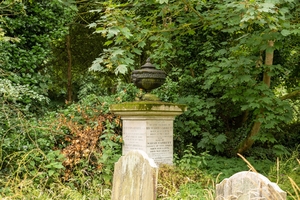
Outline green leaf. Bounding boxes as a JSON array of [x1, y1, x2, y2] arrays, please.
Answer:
[[94, 27, 106, 34], [107, 27, 120, 38], [156, 0, 168, 4], [115, 64, 128, 75], [149, 35, 158, 41], [111, 49, 124, 57], [90, 58, 104, 71], [120, 27, 133, 39], [249, 102, 260, 109], [258, 3, 276, 13], [281, 29, 290, 36], [87, 22, 97, 28], [214, 134, 227, 144], [138, 41, 146, 48], [90, 62, 101, 71], [240, 75, 252, 82], [124, 57, 134, 65], [132, 48, 142, 55], [217, 49, 227, 55], [48, 170, 55, 176], [241, 105, 249, 111], [187, 29, 196, 35], [163, 42, 172, 49], [104, 40, 113, 46]]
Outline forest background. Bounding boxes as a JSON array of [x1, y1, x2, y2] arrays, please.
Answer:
[[0, 0, 299, 199]]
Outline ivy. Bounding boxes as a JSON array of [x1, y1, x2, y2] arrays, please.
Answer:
[[0, 0, 73, 113]]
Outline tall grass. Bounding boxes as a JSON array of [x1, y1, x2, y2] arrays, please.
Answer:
[[0, 149, 299, 199], [157, 151, 300, 200]]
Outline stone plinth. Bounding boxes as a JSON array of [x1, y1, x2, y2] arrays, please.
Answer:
[[110, 101, 186, 165]]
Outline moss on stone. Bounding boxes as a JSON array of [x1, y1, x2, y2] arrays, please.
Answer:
[[110, 101, 187, 112]]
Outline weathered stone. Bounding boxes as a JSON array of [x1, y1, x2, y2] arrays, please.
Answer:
[[110, 101, 187, 165], [121, 119, 174, 165], [110, 101, 187, 116], [216, 171, 286, 200], [111, 150, 158, 200]]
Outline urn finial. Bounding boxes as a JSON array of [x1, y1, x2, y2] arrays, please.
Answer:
[[131, 58, 166, 94]]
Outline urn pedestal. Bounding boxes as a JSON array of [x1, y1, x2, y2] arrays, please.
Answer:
[[110, 101, 186, 165]]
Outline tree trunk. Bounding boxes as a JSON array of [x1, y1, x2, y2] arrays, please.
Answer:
[[237, 40, 274, 154], [66, 34, 72, 103]]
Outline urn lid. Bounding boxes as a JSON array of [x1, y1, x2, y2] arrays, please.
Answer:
[[131, 58, 166, 93], [141, 58, 155, 69]]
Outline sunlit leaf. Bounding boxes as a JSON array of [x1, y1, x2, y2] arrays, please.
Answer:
[[281, 29, 291, 36], [107, 27, 120, 38], [156, 0, 168, 4], [115, 64, 127, 75], [120, 27, 133, 39], [90, 62, 103, 72], [111, 49, 124, 57]]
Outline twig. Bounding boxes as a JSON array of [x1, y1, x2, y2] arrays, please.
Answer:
[[237, 153, 257, 173]]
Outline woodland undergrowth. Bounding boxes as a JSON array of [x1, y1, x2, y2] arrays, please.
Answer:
[[0, 94, 299, 199]]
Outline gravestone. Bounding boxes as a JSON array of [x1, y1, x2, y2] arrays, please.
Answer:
[[110, 101, 186, 165], [111, 150, 158, 200], [216, 171, 286, 200]]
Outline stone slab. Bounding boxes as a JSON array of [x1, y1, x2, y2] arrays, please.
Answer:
[[145, 120, 173, 164], [111, 150, 158, 200], [110, 101, 187, 116], [122, 119, 173, 165], [216, 171, 286, 200], [110, 101, 187, 165]]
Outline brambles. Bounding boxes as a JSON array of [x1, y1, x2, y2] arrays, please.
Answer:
[[53, 95, 123, 186], [0, 94, 123, 197], [58, 110, 122, 183]]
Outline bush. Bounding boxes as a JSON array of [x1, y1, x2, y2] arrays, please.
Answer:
[[0, 93, 124, 196]]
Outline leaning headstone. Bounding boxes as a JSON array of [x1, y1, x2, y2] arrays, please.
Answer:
[[111, 150, 158, 200], [216, 171, 286, 200]]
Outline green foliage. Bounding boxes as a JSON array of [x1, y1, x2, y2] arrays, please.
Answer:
[[0, 93, 123, 197], [0, 0, 74, 113], [0, 78, 49, 121], [98, 120, 122, 185], [158, 143, 212, 199], [173, 95, 228, 155], [89, 2, 142, 75], [204, 156, 274, 182], [87, 0, 300, 156], [174, 144, 209, 171], [2, 0, 300, 198], [0, 116, 65, 192], [268, 150, 300, 199], [114, 81, 143, 102], [49, 6, 106, 101], [152, 77, 179, 102], [158, 149, 300, 199]]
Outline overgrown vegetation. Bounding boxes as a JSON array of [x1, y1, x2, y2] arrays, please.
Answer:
[[0, 91, 299, 199], [1, 0, 300, 199]]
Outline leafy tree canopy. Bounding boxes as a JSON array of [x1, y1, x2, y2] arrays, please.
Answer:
[[0, 0, 74, 113], [89, 0, 300, 156]]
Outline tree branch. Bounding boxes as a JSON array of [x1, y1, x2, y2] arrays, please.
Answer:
[[182, 0, 204, 21], [280, 90, 300, 100]]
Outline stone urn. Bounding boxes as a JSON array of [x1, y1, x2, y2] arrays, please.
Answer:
[[131, 58, 166, 94], [110, 59, 187, 165]]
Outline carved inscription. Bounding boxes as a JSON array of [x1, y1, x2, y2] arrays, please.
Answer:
[[122, 121, 146, 155], [121, 119, 174, 164], [146, 120, 173, 164]]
